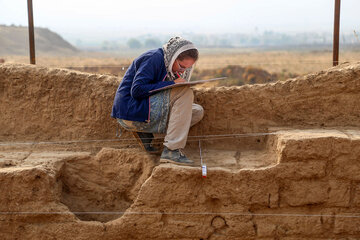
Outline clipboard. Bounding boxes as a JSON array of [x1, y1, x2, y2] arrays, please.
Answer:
[[149, 77, 227, 93]]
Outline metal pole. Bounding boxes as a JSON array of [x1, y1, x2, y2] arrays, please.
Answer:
[[27, 0, 36, 64], [333, 0, 341, 66]]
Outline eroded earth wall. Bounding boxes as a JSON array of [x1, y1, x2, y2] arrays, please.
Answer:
[[0, 64, 119, 141], [1, 63, 360, 141], [1, 131, 360, 239], [1, 62, 360, 239]]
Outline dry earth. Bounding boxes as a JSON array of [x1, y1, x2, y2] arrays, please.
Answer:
[[1, 62, 360, 239], [4, 49, 360, 75], [0, 26, 77, 55]]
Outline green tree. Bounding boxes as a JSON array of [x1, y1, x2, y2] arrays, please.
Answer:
[[144, 38, 161, 48], [127, 38, 142, 49]]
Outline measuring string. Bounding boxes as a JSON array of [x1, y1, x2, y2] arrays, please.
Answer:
[[0, 132, 277, 146], [0, 132, 280, 178], [1, 211, 360, 219]]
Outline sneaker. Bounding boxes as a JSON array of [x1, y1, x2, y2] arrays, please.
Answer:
[[132, 132, 160, 154], [160, 146, 194, 166]]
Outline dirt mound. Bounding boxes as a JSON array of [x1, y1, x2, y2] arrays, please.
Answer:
[[0, 25, 78, 55], [1, 62, 360, 239]]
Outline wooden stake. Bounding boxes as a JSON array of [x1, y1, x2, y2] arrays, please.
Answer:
[[333, 0, 341, 66], [27, 0, 36, 64]]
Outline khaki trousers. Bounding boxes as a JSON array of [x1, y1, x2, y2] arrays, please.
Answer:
[[164, 86, 204, 150]]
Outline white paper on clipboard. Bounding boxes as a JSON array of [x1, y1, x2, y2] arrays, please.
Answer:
[[149, 77, 227, 93]]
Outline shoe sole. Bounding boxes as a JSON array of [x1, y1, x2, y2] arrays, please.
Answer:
[[132, 132, 161, 154], [132, 132, 147, 151], [160, 158, 194, 166]]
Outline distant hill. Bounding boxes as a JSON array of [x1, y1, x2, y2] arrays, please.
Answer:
[[0, 25, 78, 55]]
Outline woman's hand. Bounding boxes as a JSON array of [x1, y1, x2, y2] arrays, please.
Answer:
[[174, 77, 186, 84]]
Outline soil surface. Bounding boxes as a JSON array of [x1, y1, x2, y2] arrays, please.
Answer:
[[1, 62, 360, 239]]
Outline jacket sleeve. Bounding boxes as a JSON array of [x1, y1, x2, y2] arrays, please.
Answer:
[[131, 55, 175, 99]]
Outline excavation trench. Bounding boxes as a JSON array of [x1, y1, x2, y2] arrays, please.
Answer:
[[2, 63, 360, 238], [59, 148, 157, 222], [58, 133, 278, 222]]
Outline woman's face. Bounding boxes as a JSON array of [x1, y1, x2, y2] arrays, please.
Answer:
[[172, 57, 196, 74]]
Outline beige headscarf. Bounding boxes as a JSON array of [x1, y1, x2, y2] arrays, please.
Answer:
[[162, 36, 197, 82]]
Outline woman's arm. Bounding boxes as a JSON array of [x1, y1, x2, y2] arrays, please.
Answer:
[[131, 55, 174, 99]]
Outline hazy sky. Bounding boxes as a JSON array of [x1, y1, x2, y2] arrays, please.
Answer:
[[1, 0, 360, 42]]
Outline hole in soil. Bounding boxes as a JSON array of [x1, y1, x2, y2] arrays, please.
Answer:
[[185, 133, 278, 169], [59, 148, 156, 222], [59, 133, 278, 222]]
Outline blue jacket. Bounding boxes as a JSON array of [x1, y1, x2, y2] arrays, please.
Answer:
[[111, 48, 175, 122]]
